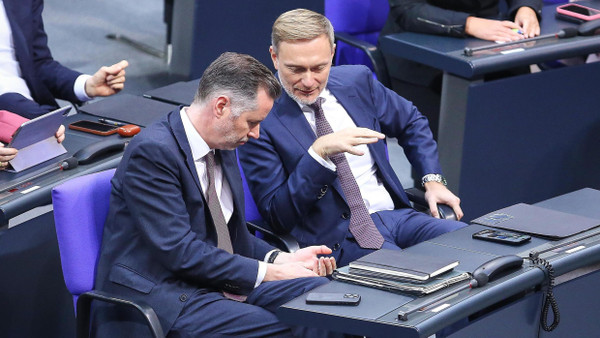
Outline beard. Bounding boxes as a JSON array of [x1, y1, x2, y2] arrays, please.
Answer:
[[278, 73, 328, 105], [214, 115, 247, 150]]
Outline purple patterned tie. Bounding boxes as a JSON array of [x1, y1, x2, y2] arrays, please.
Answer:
[[205, 151, 234, 254], [309, 98, 384, 249]]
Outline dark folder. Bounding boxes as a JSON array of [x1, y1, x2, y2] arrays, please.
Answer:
[[143, 79, 200, 106], [348, 249, 459, 282], [80, 94, 178, 127], [472, 203, 600, 239]]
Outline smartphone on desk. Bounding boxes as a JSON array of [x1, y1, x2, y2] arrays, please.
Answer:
[[556, 3, 600, 22], [69, 120, 118, 136], [306, 293, 361, 306], [472, 229, 531, 246]]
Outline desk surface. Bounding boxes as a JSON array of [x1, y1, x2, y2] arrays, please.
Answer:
[[143, 78, 200, 106], [380, 2, 600, 78], [278, 188, 600, 337]]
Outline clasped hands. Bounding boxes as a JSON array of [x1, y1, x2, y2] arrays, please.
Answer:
[[264, 245, 337, 281]]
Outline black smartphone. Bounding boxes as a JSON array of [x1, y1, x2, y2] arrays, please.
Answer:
[[69, 120, 118, 136], [472, 229, 531, 246], [305, 293, 361, 306]]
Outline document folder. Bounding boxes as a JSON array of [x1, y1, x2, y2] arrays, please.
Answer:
[[472, 203, 600, 239], [333, 266, 470, 296]]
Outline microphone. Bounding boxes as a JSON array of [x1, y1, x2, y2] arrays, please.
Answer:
[[59, 156, 79, 170], [464, 27, 579, 56], [1, 156, 80, 196]]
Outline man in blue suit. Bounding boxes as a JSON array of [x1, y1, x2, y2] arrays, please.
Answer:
[[0, 0, 128, 118], [238, 9, 467, 268], [95, 52, 338, 337]]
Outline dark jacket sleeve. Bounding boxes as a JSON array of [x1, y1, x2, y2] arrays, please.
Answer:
[[386, 0, 472, 37], [385, 0, 542, 38], [30, 0, 82, 103]]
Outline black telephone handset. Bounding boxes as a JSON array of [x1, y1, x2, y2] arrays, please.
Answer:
[[578, 19, 600, 36], [73, 138, 128, 165], [470, 255, 524, 288]]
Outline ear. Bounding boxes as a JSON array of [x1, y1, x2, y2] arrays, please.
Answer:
[[214, 95, 230, 118], [331, 43, 336, 62], [269, 46, 279, 70]]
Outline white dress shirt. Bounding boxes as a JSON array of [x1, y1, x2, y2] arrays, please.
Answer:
[[302, 88, 395, 213], [0, 1, 91, 102], [180, 108, 267, 287]]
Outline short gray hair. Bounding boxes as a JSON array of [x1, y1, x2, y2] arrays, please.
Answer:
[[194, 52, 281, 116], [271, 9, 334, 54]]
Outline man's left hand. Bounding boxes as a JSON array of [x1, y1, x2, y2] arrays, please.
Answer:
[[275, 245, 337, 276], [85, 60, 129, 97], [423, 182, 463, 220], [514, 6, 540, 39]]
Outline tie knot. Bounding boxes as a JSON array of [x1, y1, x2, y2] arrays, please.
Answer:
[[309, 97, 325, 115], [205, 151, 216, 170]]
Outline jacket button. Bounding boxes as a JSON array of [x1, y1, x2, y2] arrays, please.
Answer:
[[333, 243, 341, 251], [341, 212, 349, 220], [179, 294, 188, 302]]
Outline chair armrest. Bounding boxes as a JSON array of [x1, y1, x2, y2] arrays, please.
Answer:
[[405, 187, 457, 221], [247, 221, 300, 253], [76, 290, 164, 338], [334, 32, 391, 87]]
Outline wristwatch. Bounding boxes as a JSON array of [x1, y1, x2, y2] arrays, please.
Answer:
[[267, 250, 282, 263], [421, 174, 447, 187]]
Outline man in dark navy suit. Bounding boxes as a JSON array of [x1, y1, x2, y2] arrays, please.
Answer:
[[238, 9, 467, 268], [0, 0, 128, 118], [95, 52, 338, 337]]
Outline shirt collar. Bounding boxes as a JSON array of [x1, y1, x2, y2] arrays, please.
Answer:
[[292, 88, 333, 112], [179, 107, 212, 161]]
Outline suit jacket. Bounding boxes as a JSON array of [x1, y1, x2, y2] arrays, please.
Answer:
[[95, 109, 274, 333], [379, 0, 542, 87], [0, 0, 81, 118], [238, 65, 440, 258]]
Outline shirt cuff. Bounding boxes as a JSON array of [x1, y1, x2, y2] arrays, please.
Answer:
[[255, 261, 267, 288], [74, 74, 92, 102], [308, 146, 336, 171]]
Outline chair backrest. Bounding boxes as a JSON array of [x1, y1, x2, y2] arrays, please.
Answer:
[[52, 169, 116, 307], [235, 152, 263, 223], [325, 0, 390, 69]]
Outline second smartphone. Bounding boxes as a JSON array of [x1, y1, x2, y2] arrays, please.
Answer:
[[69, 120, 118, 136]]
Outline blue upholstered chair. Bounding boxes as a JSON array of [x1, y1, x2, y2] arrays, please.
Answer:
[[236, 152, 300, 252], [325, 0, 391, 87], [52, 169, 164, 338]]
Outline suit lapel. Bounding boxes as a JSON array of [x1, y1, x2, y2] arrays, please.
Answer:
[[328, 81, 378, 133], [168, 110, 203, 195], [328, 74, 391, 187], [271, 92, 317, 151]]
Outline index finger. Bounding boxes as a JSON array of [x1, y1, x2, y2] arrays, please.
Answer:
[[355, 127, 385, 139], [428, 200, 440, 219]]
